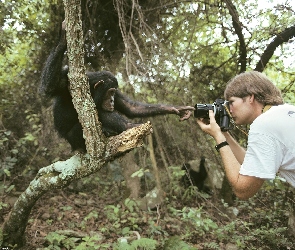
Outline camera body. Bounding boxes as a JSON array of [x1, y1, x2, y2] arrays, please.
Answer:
[[194, 99, 231, 131]]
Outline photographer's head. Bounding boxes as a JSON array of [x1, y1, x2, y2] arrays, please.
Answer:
[[224, 71, 283, 106], [224, 71, 284, 125]]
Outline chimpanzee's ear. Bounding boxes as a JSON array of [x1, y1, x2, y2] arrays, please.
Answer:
[[94, 80, 104, 89]]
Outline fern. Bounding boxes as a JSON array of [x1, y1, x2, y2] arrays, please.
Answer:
[[202, 242, 219, 249], [163, 236, 197, 250]]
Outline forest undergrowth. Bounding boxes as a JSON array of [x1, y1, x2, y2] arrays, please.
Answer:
[[2, 167, 293, 250]]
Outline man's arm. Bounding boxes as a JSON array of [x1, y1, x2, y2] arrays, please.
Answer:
[[197, 110, 264, 200], [218, 142, 264, 200], [223, 132, 246, 164]]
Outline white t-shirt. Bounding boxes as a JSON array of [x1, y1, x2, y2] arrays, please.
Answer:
[[240, 104, 295, 187]]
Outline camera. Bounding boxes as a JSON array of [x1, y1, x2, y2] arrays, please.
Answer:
[[194, 99, 231, 131]]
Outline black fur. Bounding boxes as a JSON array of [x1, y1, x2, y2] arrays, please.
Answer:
[[40, 26, 185, 152], [181, 157, 209, 192]]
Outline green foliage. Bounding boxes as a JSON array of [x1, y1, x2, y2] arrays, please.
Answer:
[[264, 67, 295, 104], [0, 109, 44, 184], [0, 1, 57, 88], [75, 235, 105, 249], [0, 201, 8, 210], [0, 129, 19, 196], [168, 165, 186, 195], [169, 206, 218, 236], [113, 238, 158, 250], [37, 175, 295, 249], [163, 236, 197, 250], [104, 204, 121, 222], [44, 231, 106, 250], [205, 180, 294, 249], [45, 232, 68, 249], [84, 210, 98, 221], [0, 130, 17, 177], [0, 0, 61, 184], [131, 168, 150, 178]]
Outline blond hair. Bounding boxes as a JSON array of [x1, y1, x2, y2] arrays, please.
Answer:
[[224, 71, 283, 105]]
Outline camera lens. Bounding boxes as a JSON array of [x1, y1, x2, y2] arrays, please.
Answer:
[[194, 104, 214, 118]]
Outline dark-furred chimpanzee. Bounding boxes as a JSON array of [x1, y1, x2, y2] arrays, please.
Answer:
[[40, 22, 195, 152], [182, 157, 210, 193]]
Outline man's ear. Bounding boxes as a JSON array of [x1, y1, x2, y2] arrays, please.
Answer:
[[249, 94, 255, 104]]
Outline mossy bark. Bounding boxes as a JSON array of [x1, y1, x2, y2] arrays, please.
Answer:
[[1, 0, 153, 247]]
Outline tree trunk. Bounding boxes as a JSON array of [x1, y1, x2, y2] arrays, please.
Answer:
[[153, 124, 171, 181], [148, 134, 162, 191], [1, 0, 153, 246], [121, 152, 141, 199]]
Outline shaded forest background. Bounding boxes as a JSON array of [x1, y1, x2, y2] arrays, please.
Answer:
[[1, 0, 295, 249]]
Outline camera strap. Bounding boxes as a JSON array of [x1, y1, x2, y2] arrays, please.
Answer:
[[262, 105, 272, 113]]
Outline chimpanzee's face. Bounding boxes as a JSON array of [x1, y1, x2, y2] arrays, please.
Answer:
[[102, 88, 116, 111]]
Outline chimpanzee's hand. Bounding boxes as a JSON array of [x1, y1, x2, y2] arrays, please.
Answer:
[[173, 106, 195, 121]]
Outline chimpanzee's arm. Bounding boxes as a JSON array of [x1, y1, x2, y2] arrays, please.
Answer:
[[40, 22, 68, 98], [114, 90, 195, 121]]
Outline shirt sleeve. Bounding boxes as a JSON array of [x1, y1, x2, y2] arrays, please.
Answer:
[[240, 132, 282, 180]]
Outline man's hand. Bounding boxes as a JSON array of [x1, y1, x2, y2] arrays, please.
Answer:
[[196, 110, 223, 140]]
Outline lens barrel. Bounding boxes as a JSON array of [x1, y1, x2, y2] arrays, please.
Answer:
[[194, 104, 214, 118]]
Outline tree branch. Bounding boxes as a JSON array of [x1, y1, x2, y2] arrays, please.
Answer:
[[224, 0, 247, 73], [255, 25, 295, 72], [2, 122, 152, 246]]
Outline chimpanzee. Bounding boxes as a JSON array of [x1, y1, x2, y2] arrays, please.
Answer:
[[40, 22, 194, 152], [181, 157, 209, 193]]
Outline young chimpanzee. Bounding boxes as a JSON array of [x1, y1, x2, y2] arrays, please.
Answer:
[[181, 157, 210, 193], [40, 22, 194, 152]]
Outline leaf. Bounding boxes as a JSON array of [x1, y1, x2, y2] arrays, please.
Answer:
[[3, 169, 11, 177]]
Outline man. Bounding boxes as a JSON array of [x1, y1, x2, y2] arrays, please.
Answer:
[[196, 71, 295, 200]]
